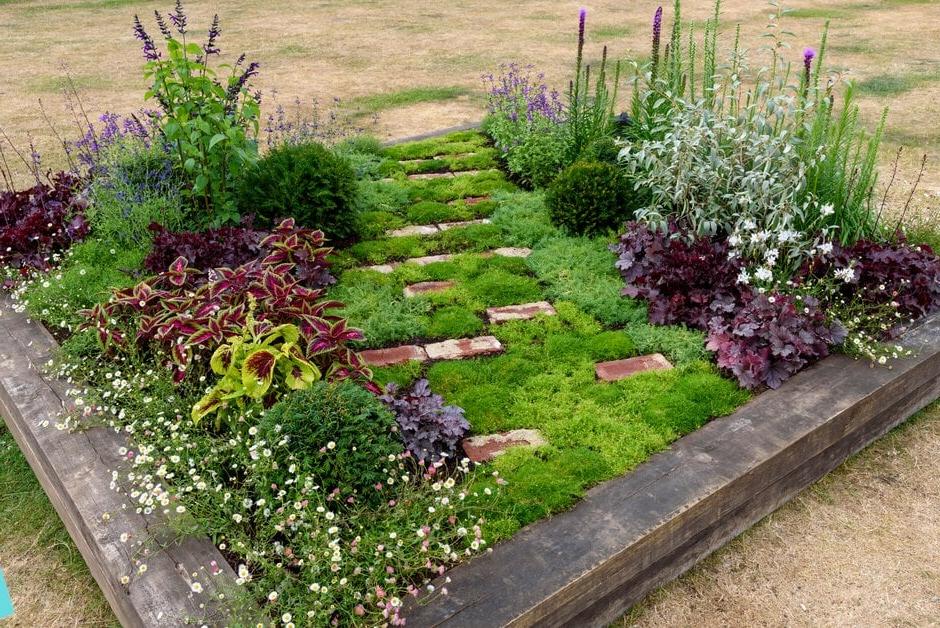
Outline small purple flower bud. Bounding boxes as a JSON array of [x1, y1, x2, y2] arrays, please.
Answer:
[[168, 0, 187, 34], [803, 47, 815, 71]]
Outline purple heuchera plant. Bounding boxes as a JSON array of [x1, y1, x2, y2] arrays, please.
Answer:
[[799, 238, 940, 334], [381, 379, 469, 462], [706, 294, 846, 390], [0, 173, 89, 278], [611, 221, 749, 329]]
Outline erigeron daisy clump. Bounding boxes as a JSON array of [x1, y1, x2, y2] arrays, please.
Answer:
[[50, 343, 496, 626]]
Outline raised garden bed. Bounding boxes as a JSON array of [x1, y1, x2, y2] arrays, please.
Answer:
[[3, 2, 940, 626], [3, 289, 938, 626]]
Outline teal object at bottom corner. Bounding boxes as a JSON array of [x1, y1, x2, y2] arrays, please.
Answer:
[[0, 567, 13, 620]]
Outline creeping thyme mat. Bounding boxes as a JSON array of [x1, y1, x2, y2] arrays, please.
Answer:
[[335, 130, 750, 538]]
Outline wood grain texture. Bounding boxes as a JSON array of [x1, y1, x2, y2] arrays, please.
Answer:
[[0, 298, 237, 628], [405, 313, 940, 627]]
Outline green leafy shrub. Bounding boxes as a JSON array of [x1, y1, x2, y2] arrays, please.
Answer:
[[504, 128, 570, 188], [546, 161, 632, 236], [236, 142, 360, 241], [134, 5, 260, 223], [258, 380, 402, 502]]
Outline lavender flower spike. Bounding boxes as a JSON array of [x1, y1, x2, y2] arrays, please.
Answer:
[[132, 15, 160, 61], [651, 6, 663, 79], [578, 7, 587, 47], [169, 0, 187, 34], [803, 47, 815, 71], [204, 14, 221, 56]]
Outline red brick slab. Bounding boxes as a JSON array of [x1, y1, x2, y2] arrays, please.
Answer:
[[403, 281, 456, 297], [596, 353, 673, 382], [461, 429, 547, 463], [436, 218, 491, 232], [449, 195, 490, 206], [386, 224, 439, 237], [424, 335, 504, 361], [407, 171, 454, 180], [486, 301, 556, 324], [360, 345, 429, 367]]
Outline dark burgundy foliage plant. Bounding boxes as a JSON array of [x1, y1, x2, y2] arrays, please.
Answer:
[[380, 379, 470, 462], [144, 218, 336, 288], [800, 238, 940, 331], [611, 221, 749, 329], [144, 219, 265, 275], [81, 218, 369, 389], [705, 294, 846, 390], [0, 172, 89, 277]]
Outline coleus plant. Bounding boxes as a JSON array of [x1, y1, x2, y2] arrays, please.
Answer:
[[0, 172, 89, 278], [144, 217, 336, 287], [192, 310, 319, 429], [81, 218, 375, 392]]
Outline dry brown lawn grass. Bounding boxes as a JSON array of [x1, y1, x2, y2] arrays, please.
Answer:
[[0, 0, 938, 626]]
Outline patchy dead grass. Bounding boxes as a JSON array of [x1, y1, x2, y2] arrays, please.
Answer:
[[623, 402, 940, 628], [0, 0, 938, 625]]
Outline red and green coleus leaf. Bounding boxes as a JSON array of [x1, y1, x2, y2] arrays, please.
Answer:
[[241, 347, 280, 398]]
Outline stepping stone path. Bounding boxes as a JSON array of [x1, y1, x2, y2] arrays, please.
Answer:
[[384, 219, 490, 238], [449, 195, 489, 206], [405, 168, 488, 181], [363, 246, 529, 274], [461, 429, 547, 463], [387, 224, 440, 237], [362, 335, 505, 367], [595, 353, 673, 382], [487, 247, 531, 258], [425, 335, 504, 361], [403, 281, 455, 297], [486, 301, 556, 324], [360, 345, 428, 367], [407, 171, 455, 180], [437, 218, 490, 232]]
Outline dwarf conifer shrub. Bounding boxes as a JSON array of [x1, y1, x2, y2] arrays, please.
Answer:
[[546, 161, 632, 236], [236, 142, 360, 241], [259, 381, 402, 502]]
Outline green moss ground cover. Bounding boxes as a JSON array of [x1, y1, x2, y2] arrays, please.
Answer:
[[333, 131, 751, 538]]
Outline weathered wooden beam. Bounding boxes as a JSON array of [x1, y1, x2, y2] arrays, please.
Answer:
[[0, 298, 236, 628], [405, 313, 940, 627]]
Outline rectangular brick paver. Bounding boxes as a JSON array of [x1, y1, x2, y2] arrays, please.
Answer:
[[386, 224, 439, 237], [461, 429, 547, 463], [436, 218, 491, 232], [595, 353, 673, 382], [424, 335, 504, 361], [360, 345, 429, 367], [403, 281, 456, 297], [486, 301, 556, 324]]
